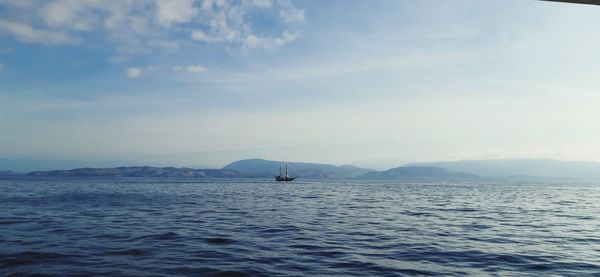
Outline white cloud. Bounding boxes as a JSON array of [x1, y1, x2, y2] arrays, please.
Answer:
[[245, 0, 272, 8], [42, 1, 72, 27], [41, 0, 97, 31], [185, 65, 207, 73], [279, 4, 304, 23], [243, 31, 296, 50], [173, 65, 207, 73], [156, 0, 198, 27], [127, 67, 142, 78], [190, 30, 212, 42], [127, 64, 207, 77], [244, 34, 259, 49], [189, 0, 301, 49], [0, 0, 304, 52], [0, 19, 79, 46]]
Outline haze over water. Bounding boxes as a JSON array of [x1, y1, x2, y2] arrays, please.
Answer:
[[2, 178, 599, 276]]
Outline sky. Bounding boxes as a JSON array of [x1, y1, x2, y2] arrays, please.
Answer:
[[1, 0, 600, 169]]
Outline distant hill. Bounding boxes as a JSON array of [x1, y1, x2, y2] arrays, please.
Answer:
[[0, 170, 22, 176], [27, 166, 242, 178], [357, 166, 481, 181], [13, 158, 600, 182], [0, 158, 145, 172], [406, 159, 600, 181], [17, 159, 373, 179], [222, 159, 374, 179]]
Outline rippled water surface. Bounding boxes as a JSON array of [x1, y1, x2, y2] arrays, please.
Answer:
[[1, 178, 600, 276]]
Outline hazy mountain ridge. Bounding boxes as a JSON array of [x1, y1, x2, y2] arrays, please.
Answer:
[[27, 166, 241, 178], [6, 158, 600, 182], [356, 166, 482, 181], [22, 159, 375, 179], [0, 170, 22, 176], [0, 158, 145, 173], [407, 159, 600, 182], [222, 159, 374, 179]]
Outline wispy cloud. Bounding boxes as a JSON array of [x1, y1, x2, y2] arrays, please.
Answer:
[[127, 67, 142, 78], [279, 1, 304, 23], [173, 65, 208, 73], [243, 31, 296, 50], [189, 0, 301, 50], [0, 19, 79, 46], [155, 0, 198, 27], [126, 64, 208, 78], [183, 51, 464, 86], [0, 0, 304, 53]]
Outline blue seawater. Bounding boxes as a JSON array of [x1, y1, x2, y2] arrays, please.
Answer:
[[1, 178, 599, 276]]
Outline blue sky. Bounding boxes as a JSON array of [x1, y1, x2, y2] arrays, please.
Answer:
[[1, 0, 600, 169]]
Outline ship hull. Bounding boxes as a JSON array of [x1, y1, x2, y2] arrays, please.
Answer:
[[275, 176, 296, 181]]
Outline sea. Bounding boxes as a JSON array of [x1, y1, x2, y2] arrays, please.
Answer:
[[1, 178, 599, 276]]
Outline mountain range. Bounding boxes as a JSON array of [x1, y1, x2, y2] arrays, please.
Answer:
[[26, 167, 240, 178], [0, 170, 22, 176], [407, 159, 600, 181], [357, 166, 481, 182], [2, 158, 600, 182], [222, 159, 373, 179]]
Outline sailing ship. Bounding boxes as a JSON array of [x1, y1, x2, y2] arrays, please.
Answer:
[[275, 164, 296, 181]]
